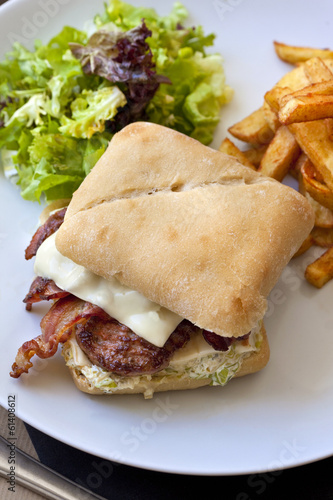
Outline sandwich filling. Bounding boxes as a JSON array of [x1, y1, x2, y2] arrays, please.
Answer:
[[10, 208, 263, 393], [63, 322, 263, 399]]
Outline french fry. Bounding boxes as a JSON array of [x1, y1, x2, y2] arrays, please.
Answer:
[[276, 65, 311, 92], [264, 86, 293, 112], [305, 195, 333, 228], [299, 154, 325, 182], [279, 93, 333, 125], [258, 125, 300, 181], [277, 80, 333, 124], [311, 226, 333, 247], [289, 152, 308, 179], [263, 100, 280, 132], [288, 120, 333, 191], [305, 246, 333, 288], [218, 137, 256, 170], [274, 41, 333, 65], [274, 58, 333, 96], [293, 233, 313, 258], [264, 70, 333, 124], [224, 43, 333, 289], [300, 159, 333, 211], [324, 117, 333, 140], [303, 56, 333, 83], [299, 174, 333, 228], [293, 227, 333, 258], [283, 80, 333, 99], [242, 144, 268, 168], [228, 107, 275, 146]]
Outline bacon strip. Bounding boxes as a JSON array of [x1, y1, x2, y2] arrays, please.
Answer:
[[25, 207, 67, 260], [10, 296, 106, 378], [23, 277, 70, 310], [202, 330, 251, 351]]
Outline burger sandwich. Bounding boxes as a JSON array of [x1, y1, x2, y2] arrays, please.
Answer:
[[10, 122, 314, 398]]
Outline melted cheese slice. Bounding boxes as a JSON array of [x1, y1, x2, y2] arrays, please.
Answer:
[[34, 233, 182, 347]]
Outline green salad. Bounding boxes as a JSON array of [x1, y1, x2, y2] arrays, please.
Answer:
[[0, 0, 232, 202]]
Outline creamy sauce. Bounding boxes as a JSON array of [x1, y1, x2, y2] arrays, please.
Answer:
[[34, 233, 182, 347]]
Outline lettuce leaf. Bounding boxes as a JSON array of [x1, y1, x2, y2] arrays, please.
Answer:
[[16, 131, 109, 201], [97, 0, 233, 145], [59, 86, 126, 139], [70, 20, 171, 132], [0, 1, 232, 202]]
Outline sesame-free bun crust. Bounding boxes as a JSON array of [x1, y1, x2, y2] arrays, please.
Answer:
[[56, 122, 314, 338], [63, 325, 270, 397]]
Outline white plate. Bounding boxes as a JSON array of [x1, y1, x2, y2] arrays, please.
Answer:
[[1, 0, 333, 476]]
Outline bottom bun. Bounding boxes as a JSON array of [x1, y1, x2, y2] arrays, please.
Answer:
[[63, 325, 269, 399]]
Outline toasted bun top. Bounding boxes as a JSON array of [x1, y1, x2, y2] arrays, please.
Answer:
[[56, 122, 314, 338]]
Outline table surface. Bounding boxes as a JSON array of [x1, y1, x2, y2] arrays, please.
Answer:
[[0, 0, 333, 498]]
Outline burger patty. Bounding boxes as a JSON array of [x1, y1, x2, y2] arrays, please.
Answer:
[[75, 317, 194, 377]]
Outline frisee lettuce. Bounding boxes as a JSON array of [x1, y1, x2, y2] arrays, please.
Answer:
[[0, 1, 232, 202]]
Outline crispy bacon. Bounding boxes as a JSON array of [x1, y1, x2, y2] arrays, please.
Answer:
[[23, 277, 70, 310], [25, 207, 67, 260], [202, 330, 251, 351], [11, 295, 81, 378], [10, 296, 108, 378]]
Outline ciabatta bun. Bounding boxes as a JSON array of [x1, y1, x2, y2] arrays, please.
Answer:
[[56, 122, 314, 339]]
